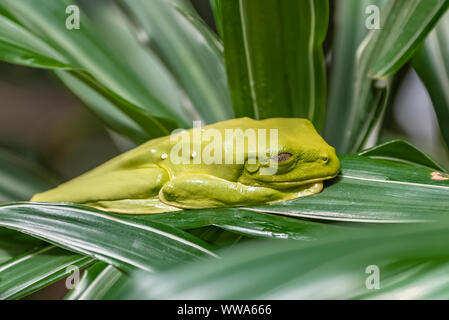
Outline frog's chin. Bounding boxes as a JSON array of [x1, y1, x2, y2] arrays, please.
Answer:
[[267, 181, 324, 204], [291, 181, 323, 197]]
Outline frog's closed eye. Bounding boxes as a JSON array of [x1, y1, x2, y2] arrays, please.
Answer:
[[275, 153, 293, 162]]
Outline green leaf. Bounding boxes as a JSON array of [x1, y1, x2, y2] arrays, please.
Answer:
[[412, 12, 449, 151], [0, 14, 73, 69], [0, 228, 44, 265], [88, 3, 198, 126], [244, 155, 449, 223], [187, 226, 248, 249], [174, 3, 224, 55], [0, 228, 81, 299], [0, 203, 217, 272], [138, 208, 342, 241], [121, 0, 233, 124], [55, 71, 153, 144], [0, 148, 80, 300], [0, 245, 94, 300], [0, 39, 72, 70], [111, 222, 449, 299], [369, 0, 449, 79], [359, 140, 447, 171], [0, 148, 57, 202], [209, 0, 223, 37], [68, 71, 178, 142], [327, 0, 449, 153], [325, 0, 386, 151], [65, 262, 126, 300], [221, 0, 328, 130]]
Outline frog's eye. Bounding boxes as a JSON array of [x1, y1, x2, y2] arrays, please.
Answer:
[[275, 153, 293, 162]]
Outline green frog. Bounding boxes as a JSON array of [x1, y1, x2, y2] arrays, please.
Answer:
[[32, 118, 340, 214]]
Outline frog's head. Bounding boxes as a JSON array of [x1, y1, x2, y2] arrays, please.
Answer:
[[239, 118, 340, 189]]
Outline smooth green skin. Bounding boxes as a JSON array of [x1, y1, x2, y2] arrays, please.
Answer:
[[31, 118, 340, 214]]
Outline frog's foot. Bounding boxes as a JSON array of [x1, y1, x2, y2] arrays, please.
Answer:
[[269, 181, 323, 204], [85, 197, 182, 214]]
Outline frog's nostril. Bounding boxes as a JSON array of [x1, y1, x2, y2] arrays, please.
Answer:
[[320, 154, 329, 163]]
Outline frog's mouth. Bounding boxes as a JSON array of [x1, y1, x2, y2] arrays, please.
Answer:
[[258, 174, 338, 189]]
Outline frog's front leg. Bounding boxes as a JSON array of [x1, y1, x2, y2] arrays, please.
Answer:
[[159, 174, 284, 209]]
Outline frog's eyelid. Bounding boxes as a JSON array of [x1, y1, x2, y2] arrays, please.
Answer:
[[275, 153, 293, 162]]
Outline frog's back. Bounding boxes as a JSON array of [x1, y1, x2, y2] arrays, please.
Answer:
[[78, 117, 313, 179], [72, 135, 170, 181]]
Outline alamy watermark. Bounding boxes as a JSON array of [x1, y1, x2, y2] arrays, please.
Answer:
[[365, 264, 380, 290], [65, 265, 80, 290], [168, 121, 280, 175], [66, 5, 80, 30], [365, 5, 380, 30]]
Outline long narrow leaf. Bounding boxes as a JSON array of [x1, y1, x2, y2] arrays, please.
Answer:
[[412, 12, 449, 151], [0, 228, 44, 265], [359, 139, 447, 171], [0, 40, 71, 70], [0, 245, 94, 300], [0, 143, 93, 300], [121, 0, 232, 124], [138, 208, 342, 241], [111, 222, 449, 299], [209, 0, 223, 37], [221, 0, 328, 130], [325, 0, 386, 150], [69, 71, 178, 142], [369, 0, 449, 79], [187, 226, 247, 248], [56, 71, 152, 144], [0, 14, 73, 69], [65, 262, 126, 300], [0, 203, 217, 272], [327, 0, 449, 153]]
